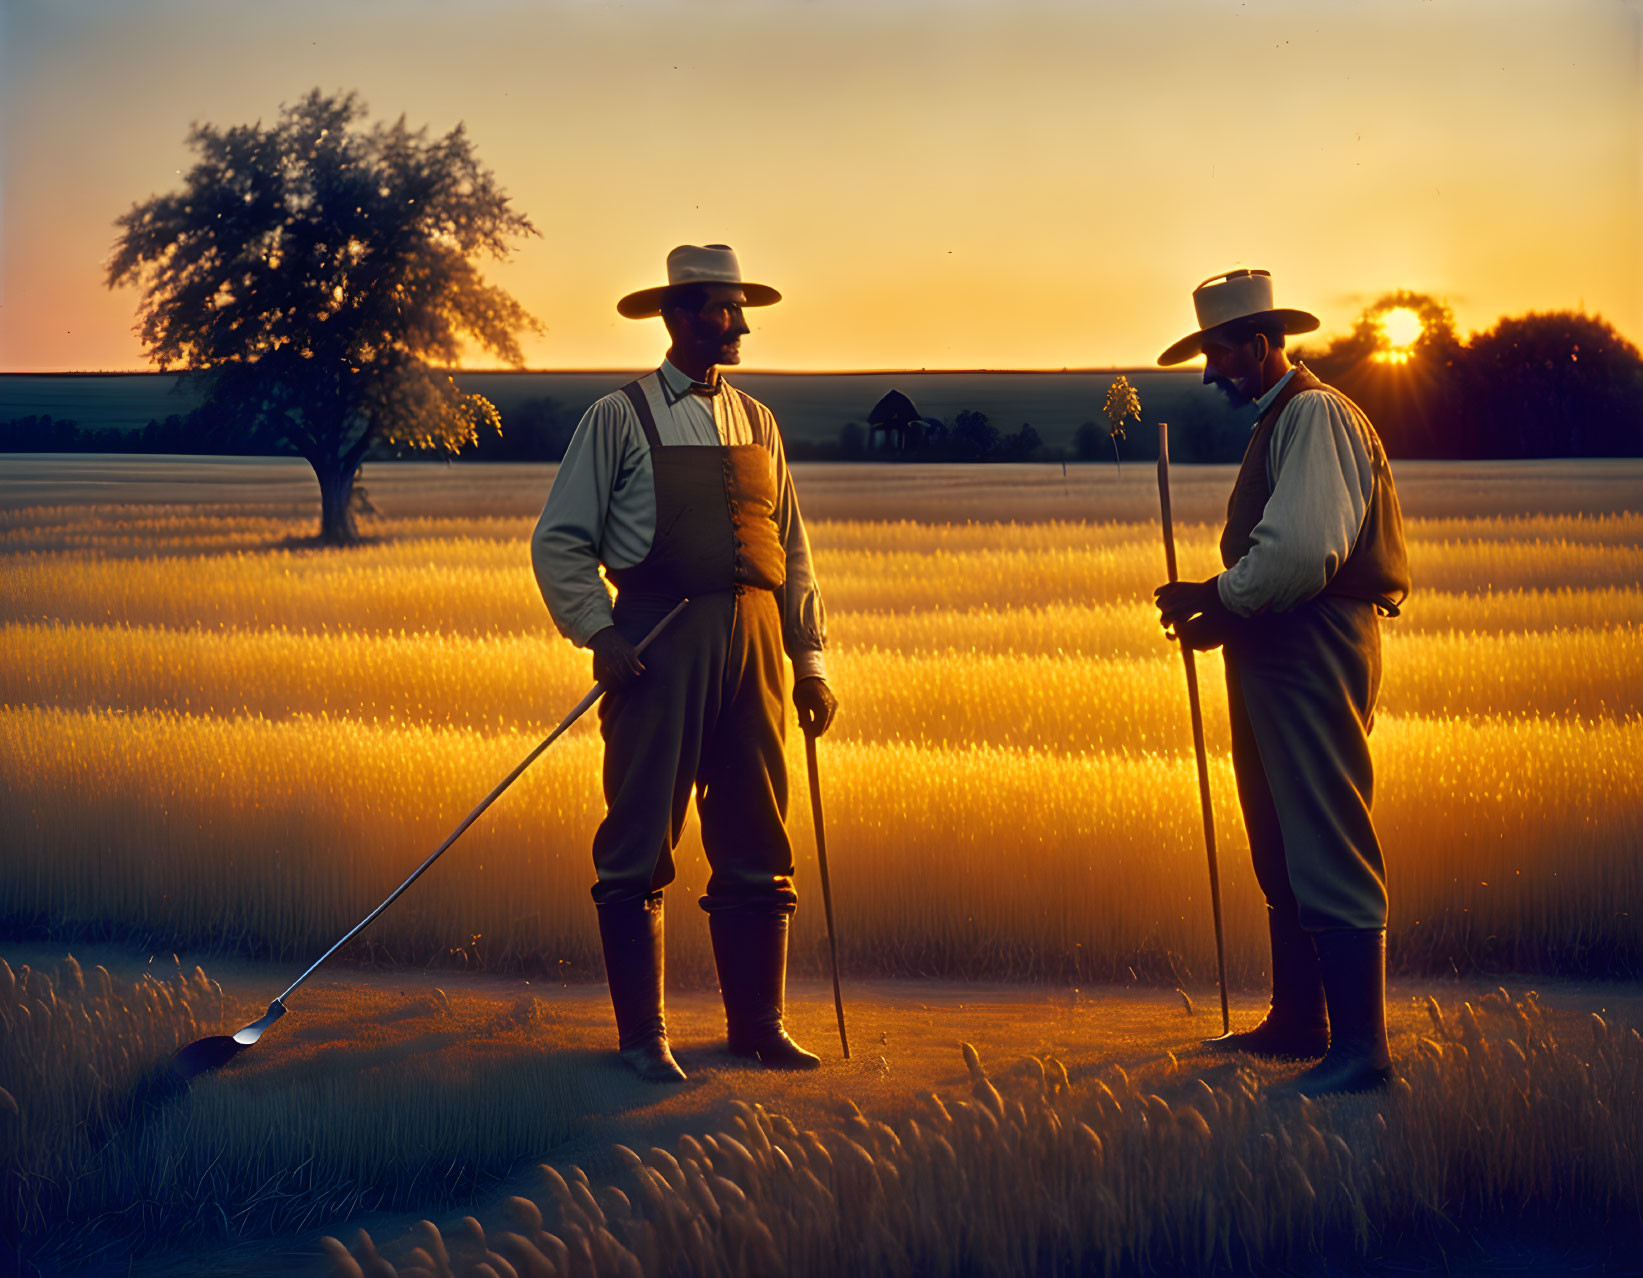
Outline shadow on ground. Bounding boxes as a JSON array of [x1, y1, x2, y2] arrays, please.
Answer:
[[8, 941, 1637, 1278]]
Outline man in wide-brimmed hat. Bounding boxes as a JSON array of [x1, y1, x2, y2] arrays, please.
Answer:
[[532, 244, 837, 1082], [1153, 269, 1410, 1096]]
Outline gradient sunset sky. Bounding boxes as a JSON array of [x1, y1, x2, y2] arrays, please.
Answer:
[[2, 0, 1638, 372]]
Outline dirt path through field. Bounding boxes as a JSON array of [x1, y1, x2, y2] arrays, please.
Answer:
[[15, 942, 1639, 1278]]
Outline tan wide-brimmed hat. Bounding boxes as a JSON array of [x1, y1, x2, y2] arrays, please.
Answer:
[[616, 244, 782, 319], [1157, 269, 1320, 366]]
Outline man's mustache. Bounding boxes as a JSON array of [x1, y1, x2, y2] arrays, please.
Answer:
[[1206, 373, 1252, 405]]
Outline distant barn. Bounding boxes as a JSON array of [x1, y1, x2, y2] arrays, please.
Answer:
[[867, 389, 941, 458]]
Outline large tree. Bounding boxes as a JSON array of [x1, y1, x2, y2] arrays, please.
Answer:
[[1458, 311, 1643, 458], [108, 89, 540, 542]]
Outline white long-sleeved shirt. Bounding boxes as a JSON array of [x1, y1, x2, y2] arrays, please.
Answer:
[[1216, 367, 1379, 617], [531, 361, 827, 680]]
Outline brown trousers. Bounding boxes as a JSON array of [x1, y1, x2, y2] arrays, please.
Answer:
[[1224, 594, 1389, 933], [589, 588, 795, 912]]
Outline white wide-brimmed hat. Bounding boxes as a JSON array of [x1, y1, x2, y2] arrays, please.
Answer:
[[616, 244, 782, 319], [1157, 269, 1320, 366]]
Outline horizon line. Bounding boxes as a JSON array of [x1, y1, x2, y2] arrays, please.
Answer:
[[1, 364, 1189, 378]]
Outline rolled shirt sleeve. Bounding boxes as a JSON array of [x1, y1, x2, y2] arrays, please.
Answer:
[[531, 394, 638, 647], [1217, 389, 1377, 617], [759, 402, 828, 681]]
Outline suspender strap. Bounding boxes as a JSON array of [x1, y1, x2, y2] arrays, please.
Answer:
[[619, 379, 663, 448]]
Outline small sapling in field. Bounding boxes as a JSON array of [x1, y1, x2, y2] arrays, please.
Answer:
[[1103, 374, 1142, 474]]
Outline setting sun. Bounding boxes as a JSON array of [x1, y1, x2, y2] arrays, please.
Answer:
[[1376, 306, 1426, 362]]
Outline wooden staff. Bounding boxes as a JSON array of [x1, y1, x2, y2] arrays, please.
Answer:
[[1157, 423, 1231, 1034], [804, 732, 850, 1059]]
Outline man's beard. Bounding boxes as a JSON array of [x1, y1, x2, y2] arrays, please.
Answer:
[[1208, 374, 1256, 408]]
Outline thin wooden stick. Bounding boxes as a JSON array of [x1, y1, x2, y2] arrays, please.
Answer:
[[1157, 424, 1231, 1034], [805, 732, 850, 1059]]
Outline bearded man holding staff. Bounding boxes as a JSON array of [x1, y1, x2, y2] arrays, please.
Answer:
[[532, 244, 837, 1083], [1153, 269, 1411, 1097]]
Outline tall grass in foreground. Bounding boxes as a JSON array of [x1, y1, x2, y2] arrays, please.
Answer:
[[0, 954, 221, 1254], [6, 954, 1636, 1276], [0, 952, 616, 1273], [5, 707, 1637, 980], [321, 991, 1642, 1277]]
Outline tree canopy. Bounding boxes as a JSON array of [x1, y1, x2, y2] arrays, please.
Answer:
[[1299, 294, 1642, 459], [1459, 311, 1643, 458], [107, 89, 541, 541]]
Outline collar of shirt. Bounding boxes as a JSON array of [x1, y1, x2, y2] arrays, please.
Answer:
[[658, 359, 722, 405], [1251, 365, 1299, 420], [1248, 363, 1301, 418]]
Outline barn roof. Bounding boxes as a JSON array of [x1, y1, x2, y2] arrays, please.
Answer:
[[868, 388, 923, 425]]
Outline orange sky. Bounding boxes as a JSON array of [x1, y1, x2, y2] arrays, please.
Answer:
[[2, 0, 1638, 372]]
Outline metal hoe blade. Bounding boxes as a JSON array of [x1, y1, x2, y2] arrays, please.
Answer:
[[233, 998, 288, 1045], [167, 999, 288, 1082]]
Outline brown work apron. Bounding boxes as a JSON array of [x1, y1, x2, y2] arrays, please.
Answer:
[[588, 375, 797, 912]]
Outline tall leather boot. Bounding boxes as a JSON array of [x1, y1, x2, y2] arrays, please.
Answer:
[[1294, 928, 1392, 1097], [596, 893, 685, 1083], [1204, 907, 1329, 1058], [709, 906, 820, 1070]]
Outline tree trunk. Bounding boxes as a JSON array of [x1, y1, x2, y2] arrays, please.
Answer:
[[314, 458, 360, 545]]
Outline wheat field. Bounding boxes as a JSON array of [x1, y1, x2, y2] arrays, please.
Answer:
[[1, 464, 1640, 1275], [1, 486, 1639, 982]]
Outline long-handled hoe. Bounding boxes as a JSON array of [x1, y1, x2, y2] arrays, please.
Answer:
[[1156, 425, 1231, 1035], [169, 600, 688, 1083]]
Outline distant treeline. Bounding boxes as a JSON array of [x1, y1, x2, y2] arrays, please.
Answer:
[[1299, 307, 1643, 460], [791, 412, 1053, 463], [6, 308, 1640, 462], [0, 397, 1084, 464], [0, 407, 291, 456], [782, 397, 1255, 464], [0, 401, 571, 462], [816, 307, 1643, 463], [0, 406, 562, 461], [0, 403, 1213, 465]]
